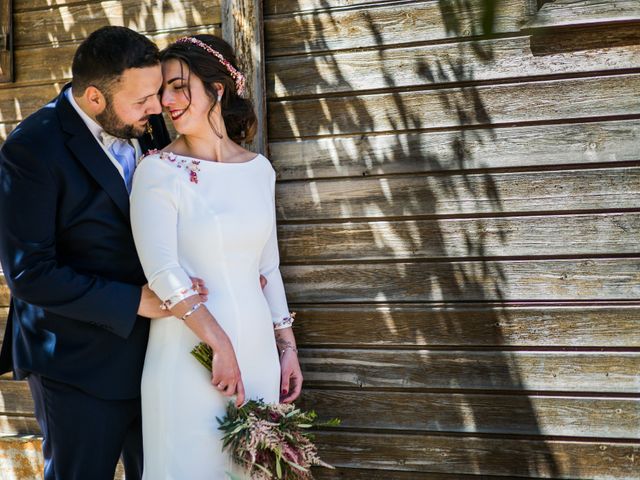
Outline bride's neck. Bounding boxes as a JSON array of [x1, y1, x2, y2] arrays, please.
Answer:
[[179, 131, 239, 163]]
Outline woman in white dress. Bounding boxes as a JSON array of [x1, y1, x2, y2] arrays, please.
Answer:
[[130, 35, 303, 479]]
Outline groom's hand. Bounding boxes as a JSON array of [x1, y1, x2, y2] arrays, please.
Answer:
[[137, 284, 166, 319], [190, 277, 209, 302]]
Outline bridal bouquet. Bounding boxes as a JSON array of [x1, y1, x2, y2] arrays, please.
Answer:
[[191, 342, 339, 480]]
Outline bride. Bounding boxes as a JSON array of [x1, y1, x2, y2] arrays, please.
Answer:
[[130, 34, 303, 479]]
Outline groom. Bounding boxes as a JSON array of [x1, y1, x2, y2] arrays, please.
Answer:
[[0, 27, 171, 479]]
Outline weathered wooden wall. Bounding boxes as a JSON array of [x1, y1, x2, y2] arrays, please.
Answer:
[[0, 0, 639, 478], [0, 1, 221, 478], [263, 0, 640, 478]]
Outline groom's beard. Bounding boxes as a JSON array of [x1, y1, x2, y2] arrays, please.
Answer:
[[97, 101, 149, 139]]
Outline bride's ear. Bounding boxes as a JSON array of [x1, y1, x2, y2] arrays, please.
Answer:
[[213, 82, 225, 102]]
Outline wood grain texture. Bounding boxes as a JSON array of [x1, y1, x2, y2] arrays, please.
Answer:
[[275, 167, 640, 221], [0, 416, 40, 436], [313, 468, 540, 480], [264, 0, 533, 56], [0, 26, 221, 88], [524, 0, 640, 30], [221, 0, 268, 154], [268, 73, 640, 139], [0, 0, 12, 83], [279, 213, 640, 262], [0, 381, 38, 436], [282, 258, 640, 302], [299, 349, 640, 392], [13, 0, 221, 48], [292, 303, 640, 347], [269, 120, 640, 180], [266, 34, 640, 98], [264, 0, 400, 16], [300, 390, 640, 438], [0, 381, 32, 416], [0, 276, 8, 307], [313, 431, 640, 478]]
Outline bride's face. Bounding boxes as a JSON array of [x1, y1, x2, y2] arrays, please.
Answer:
[[160, 58, 214, 135]]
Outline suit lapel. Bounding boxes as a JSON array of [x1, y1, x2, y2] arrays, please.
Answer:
[[56, 86, 130, 219]]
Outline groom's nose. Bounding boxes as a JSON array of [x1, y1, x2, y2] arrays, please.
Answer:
[[147, 94, 162, 115]]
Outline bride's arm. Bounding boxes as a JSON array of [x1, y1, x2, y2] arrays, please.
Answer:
[[130, 157, 245, 405], [259, 168, 303, 403]]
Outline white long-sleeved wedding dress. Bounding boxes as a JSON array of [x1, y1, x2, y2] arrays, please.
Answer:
[[130, 152, 289, 479]]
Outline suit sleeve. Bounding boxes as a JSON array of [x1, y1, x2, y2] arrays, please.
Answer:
[[0, 138, 141, 338]]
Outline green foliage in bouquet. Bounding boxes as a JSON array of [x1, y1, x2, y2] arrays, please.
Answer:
[[220, 400, 339, 479], [190, 342, 339, 479]]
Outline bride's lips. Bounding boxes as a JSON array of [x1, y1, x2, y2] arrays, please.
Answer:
[[169, 109, 186, 120]]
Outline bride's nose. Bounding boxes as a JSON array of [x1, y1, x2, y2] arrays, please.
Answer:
[[161, 89, 174, 107]]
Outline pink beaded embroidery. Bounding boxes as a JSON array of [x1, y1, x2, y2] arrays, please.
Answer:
[[175, 37, 246, 96], [143, 149, 201, 184]]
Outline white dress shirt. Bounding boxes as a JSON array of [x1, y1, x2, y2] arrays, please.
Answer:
[[65, 87, 142, 185]]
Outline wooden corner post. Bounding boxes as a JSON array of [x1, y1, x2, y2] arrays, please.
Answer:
[[0, 0, 14, 83], [221, 0, 268, 156]]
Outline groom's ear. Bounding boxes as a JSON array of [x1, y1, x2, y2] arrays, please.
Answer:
[[83, 86, 108, 115]]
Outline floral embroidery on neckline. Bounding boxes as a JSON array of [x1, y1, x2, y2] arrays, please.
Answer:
[[143, 149, 200, 184]]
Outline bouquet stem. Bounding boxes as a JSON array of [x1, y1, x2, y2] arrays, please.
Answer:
[[191, 342, 214, 370]]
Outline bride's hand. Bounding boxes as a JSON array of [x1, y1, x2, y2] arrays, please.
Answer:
[[211, 340, 245, 407]]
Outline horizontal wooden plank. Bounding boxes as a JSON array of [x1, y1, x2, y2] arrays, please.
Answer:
[[314, 431, 640, 479], [14, 0, 221, 48], [0, 277, 7, 307], [270, 120, 640, 180], [264, 0, 532, 56], [282, 258, 640, 302], [292, 304, 640, 347], [299, 349, 640, 393], [0, 416, 40, 436], [279, 213, 640, 262], [299, 349, 640, 392], [275, 167, 640, 221], [524, 0, 640, 31], [268, 73, 640, 139], [0, 123, 18, 143], [313, 468, 527, 480], [264, 0, 399, 16], [2, 26, 221, 88], [266, 33, 640, 98], [0, 381, 33, 416], [301, 390, 640, 438], [0, 381, 38, 436]]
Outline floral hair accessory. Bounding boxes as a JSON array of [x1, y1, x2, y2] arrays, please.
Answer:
[[175, 36, 246, 96]]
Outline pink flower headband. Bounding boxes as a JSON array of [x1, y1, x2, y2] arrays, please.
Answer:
[[175, 36, 246, 96]]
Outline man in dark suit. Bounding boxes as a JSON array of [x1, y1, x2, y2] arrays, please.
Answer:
[[0, 26, 173, 480]]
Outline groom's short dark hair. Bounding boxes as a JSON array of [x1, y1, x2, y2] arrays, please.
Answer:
[[71, 26, 159, 98]]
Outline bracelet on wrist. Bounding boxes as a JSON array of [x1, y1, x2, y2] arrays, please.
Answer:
[[180, 302, 203, 321], [279, 345, 298, 356]]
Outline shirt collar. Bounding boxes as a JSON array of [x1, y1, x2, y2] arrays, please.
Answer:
[[65, 87, 142, 157], [65, 87, 105, 142]]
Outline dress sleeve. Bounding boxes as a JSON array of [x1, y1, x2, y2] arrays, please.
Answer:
[[130, 156, 193, 304], [259, 168, 292, 329]]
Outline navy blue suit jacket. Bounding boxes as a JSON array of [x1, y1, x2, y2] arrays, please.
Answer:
[[0, 85, 170, 399]]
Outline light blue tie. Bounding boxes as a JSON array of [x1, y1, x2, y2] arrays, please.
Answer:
[[101, 132, 136, 193]]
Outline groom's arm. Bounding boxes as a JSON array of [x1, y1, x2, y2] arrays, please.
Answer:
[[0, 137, 143, 339]]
